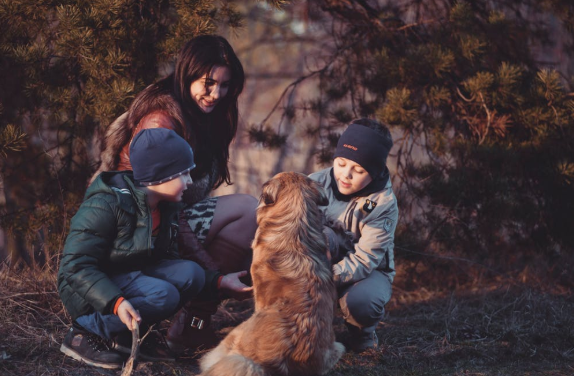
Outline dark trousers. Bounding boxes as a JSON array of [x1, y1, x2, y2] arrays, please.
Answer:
[[76, 259, 205, 339], [338, 269, 392, 333]]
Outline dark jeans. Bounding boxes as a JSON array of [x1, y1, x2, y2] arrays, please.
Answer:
[[76, 259, 205, 339], [338, 269, 392, 333]]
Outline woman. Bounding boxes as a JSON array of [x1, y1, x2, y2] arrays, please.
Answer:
[[92, 35, 257, 352]]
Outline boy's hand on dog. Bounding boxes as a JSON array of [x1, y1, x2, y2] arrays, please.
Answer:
[[220, 270, 254, 301], [117, 300, 141, 330]]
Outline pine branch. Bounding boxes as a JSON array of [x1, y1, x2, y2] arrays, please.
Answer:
[[0, 125, 27, 159]]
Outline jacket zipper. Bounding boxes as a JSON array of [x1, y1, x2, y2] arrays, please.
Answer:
[[344, 198, 359, 231]]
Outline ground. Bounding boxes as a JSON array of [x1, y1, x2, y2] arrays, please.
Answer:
[[0, 267, 573, 376]]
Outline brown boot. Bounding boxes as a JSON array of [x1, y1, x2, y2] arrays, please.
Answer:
[[166, 307, 219, 353]]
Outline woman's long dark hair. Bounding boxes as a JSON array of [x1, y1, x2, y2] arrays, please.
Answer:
[[127, 35, 244, 189], [173, 35, 245, 188]]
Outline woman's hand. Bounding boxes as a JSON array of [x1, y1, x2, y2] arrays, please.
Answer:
[[116, 300, 141, 330], [219, 270, 253, 301]]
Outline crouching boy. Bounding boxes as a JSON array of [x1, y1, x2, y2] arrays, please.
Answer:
[[309, 118, 398, 353], [58, 128, 204, 369]]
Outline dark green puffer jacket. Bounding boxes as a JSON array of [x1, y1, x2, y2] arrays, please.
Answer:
[[57, 171, 183, 320]]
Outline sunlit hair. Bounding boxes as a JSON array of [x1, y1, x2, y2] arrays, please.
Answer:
[[199, 172, 343, 376]]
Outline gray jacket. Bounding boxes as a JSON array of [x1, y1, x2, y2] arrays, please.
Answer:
[[309, 168, 398, 286]]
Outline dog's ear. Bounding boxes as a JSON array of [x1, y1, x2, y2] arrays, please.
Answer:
[[260, 177, 282, 206]]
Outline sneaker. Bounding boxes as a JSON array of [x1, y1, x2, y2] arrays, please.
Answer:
[[346, 331, 379, 353], [60, 326, 125, 369], [113, 329, 176, 362], [345, 323, 379, 353]]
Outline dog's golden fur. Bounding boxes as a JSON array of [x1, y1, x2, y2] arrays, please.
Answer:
[[199, 172, 345, 376]]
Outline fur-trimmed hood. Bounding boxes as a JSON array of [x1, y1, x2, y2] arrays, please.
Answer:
[[90, 86, 219, 205]]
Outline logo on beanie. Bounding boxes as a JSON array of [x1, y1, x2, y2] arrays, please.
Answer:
[[343, 144, 358, 151]]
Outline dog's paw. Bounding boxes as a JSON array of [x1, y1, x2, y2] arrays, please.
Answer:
[[321, 341, 346, 372], [334, 341, 346, 356]]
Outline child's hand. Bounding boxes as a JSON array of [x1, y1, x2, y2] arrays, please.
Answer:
[[219, 270, 253, 301], [117, 300, 141, 330]]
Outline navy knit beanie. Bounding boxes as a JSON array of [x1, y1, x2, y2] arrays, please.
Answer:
[[333, 123, 391, 178], [129, 128, 195, 186]]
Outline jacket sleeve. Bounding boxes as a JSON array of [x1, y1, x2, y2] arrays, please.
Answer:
[[60, 196, 124, 314], [333, 203, 398, 286], [182, 163, 216, 205], [196, 270, 224, 301]]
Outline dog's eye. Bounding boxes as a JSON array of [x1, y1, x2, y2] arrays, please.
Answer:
[[262, 192, 275, 205]]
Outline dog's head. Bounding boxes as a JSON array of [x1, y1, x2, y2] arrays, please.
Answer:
[[255, 172, 330, 270], [259, 172, 328, 210]]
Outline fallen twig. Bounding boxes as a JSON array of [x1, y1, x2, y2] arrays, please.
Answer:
[[120, 319, 140, 376]]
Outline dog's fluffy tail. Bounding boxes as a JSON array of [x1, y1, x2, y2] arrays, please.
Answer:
[[200, 354, 267, 376]]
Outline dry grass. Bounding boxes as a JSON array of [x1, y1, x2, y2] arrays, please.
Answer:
[[1, 262, 573, 376]]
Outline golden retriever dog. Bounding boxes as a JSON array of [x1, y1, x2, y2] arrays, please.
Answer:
[[199, 172, 345, 376]]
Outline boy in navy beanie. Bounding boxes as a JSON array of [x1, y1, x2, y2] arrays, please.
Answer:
[[309, 118, 398, 353], [57, 128, 204, 368]]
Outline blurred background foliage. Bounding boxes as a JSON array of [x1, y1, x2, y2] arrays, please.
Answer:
[[244, 0, 574, 288], [0, 0, 244, 267], [1, 0, 573, 288]]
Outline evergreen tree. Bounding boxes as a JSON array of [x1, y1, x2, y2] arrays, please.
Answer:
[[0, 0, 251, 267], [254, 0, 574, 276]]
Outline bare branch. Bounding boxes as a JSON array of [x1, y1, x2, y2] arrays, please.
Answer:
[[120, 319, 143, 376]]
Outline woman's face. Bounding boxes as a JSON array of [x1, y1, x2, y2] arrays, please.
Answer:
[[189, 65, 231, 113]]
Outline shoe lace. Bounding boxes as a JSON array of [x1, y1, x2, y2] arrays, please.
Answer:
[[85, 333, 114, 352]]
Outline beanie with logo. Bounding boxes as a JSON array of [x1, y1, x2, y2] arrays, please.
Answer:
[[333, 123, 392, 179]]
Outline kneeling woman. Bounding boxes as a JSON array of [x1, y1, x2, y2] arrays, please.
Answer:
[[92, 35, 257, 351]]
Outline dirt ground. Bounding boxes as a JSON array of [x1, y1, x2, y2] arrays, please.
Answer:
[[1, 267, 573, 376]]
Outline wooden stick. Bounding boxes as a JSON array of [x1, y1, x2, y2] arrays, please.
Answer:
[[120, 319, 140, 376]]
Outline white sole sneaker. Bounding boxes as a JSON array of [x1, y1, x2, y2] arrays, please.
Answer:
[[60, 343, 124, 369]]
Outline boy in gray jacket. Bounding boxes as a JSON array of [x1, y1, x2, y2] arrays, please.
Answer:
[[309, 118, 398, 352]]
